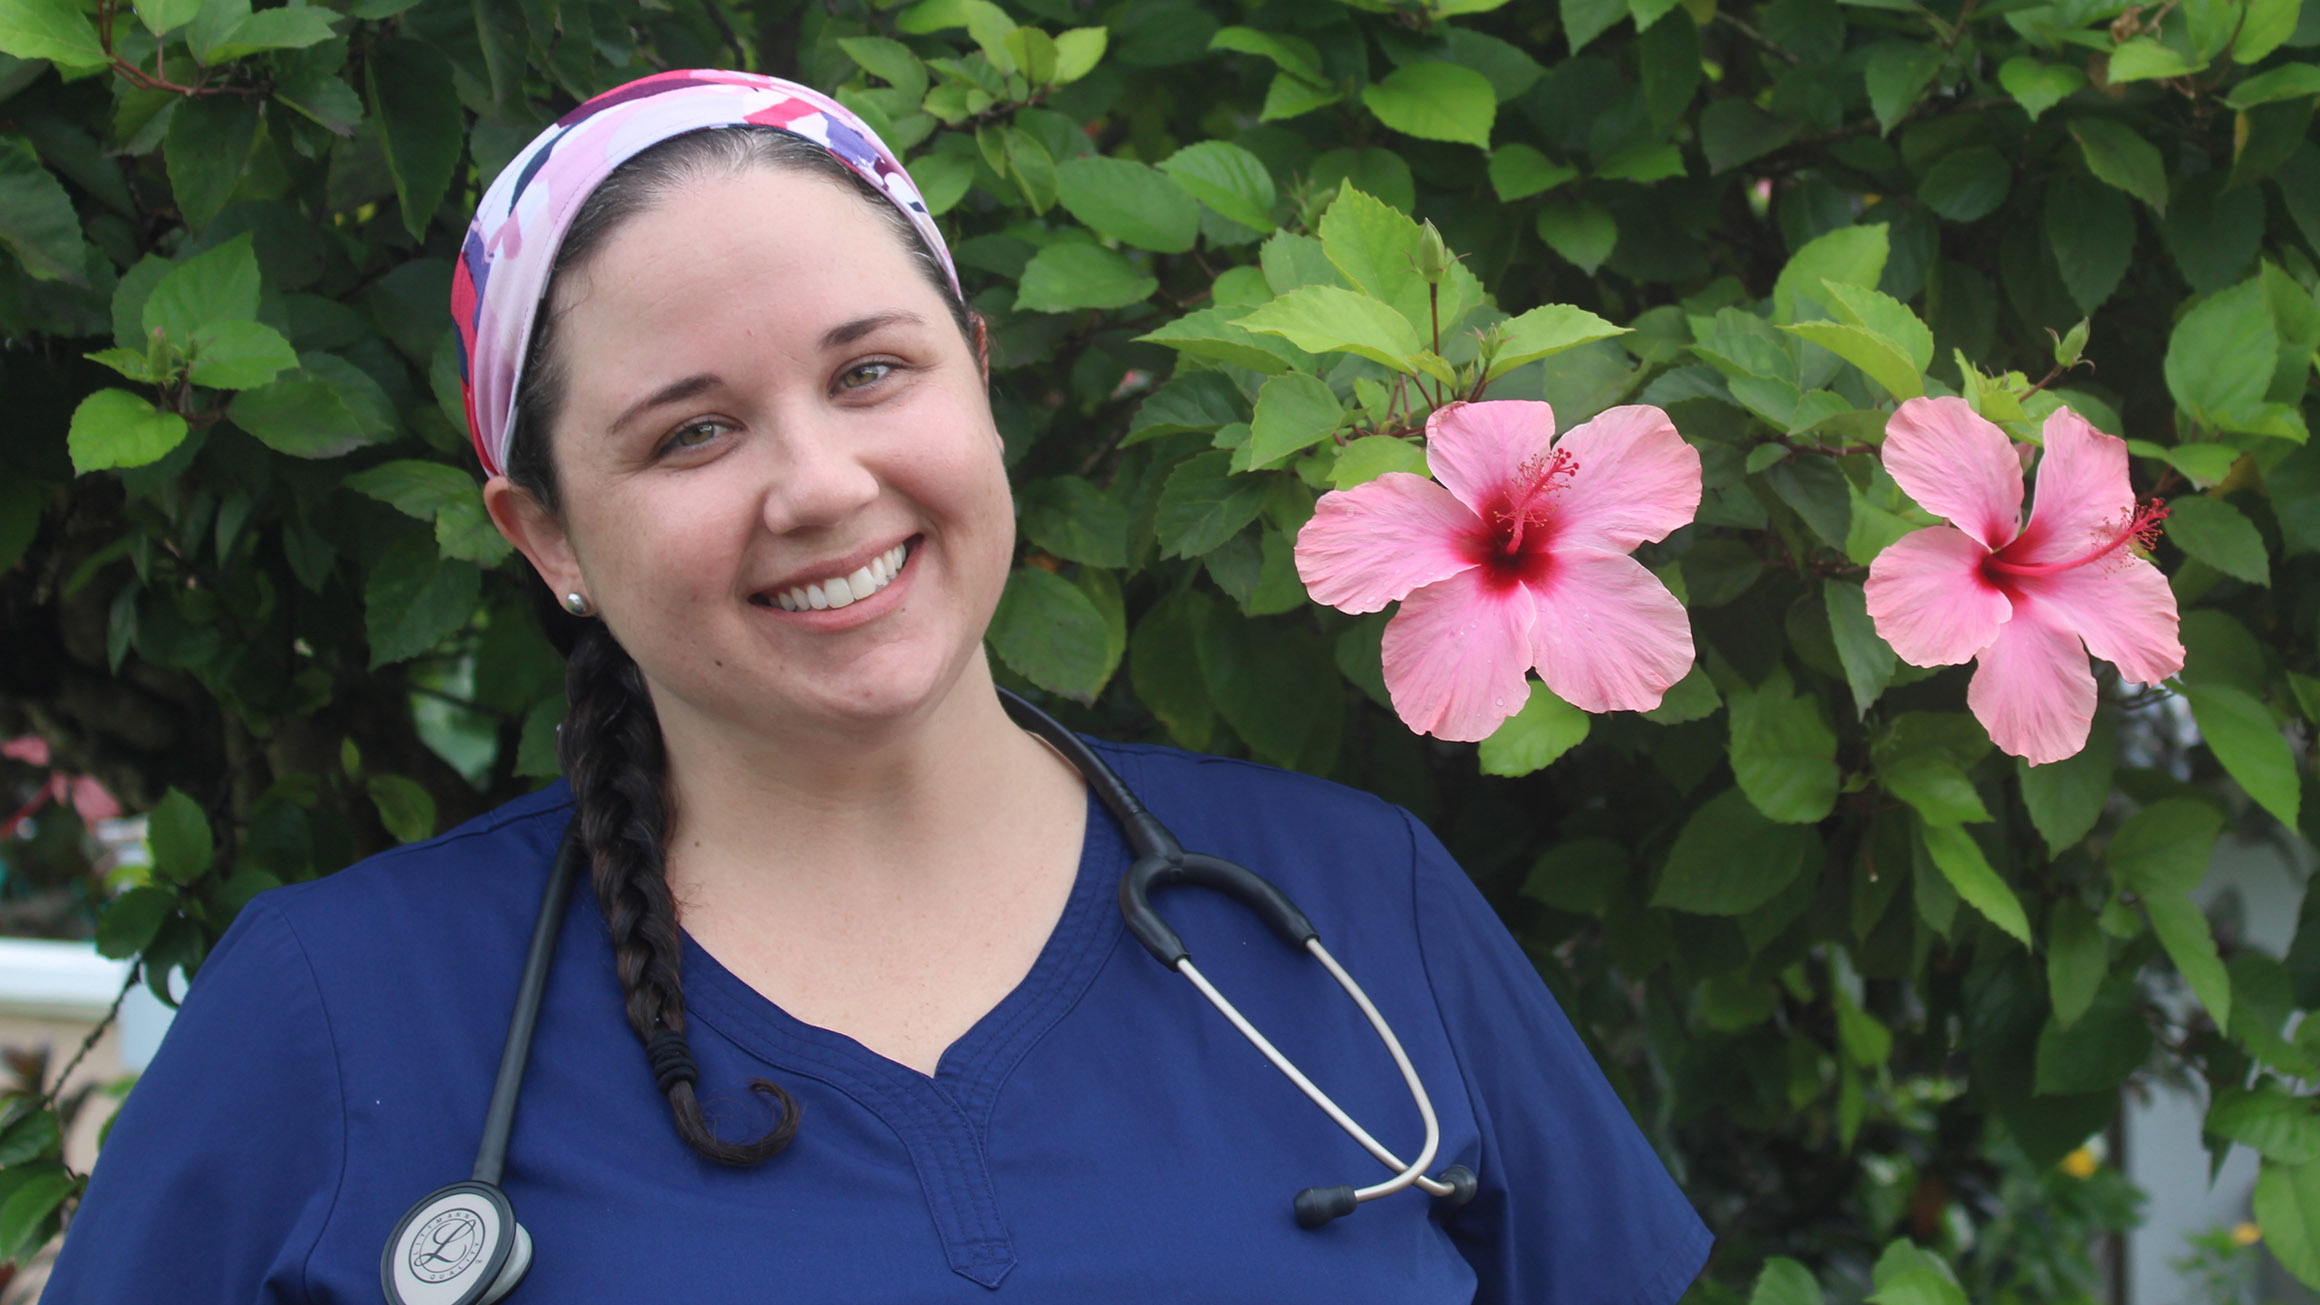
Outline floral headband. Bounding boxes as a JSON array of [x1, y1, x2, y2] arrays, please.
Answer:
[[451, 69, 961, 477]]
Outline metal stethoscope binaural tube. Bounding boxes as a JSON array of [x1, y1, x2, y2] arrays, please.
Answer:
[[381, 689, 1476, 1305]]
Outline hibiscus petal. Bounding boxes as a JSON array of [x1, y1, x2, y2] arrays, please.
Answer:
[[1967, 602, 2098, 765], [2010, 407, 2136, 566], [1295, 473, 1483, 613], [1380, 569, 1539, 742], [1544, 405, 1702, 551], [1865, 526, 2013, 666], [67, 775, 122, 825], [1883, 396, 2025, 551], [2022, 554, 2184, 684], [1526, 548, 1695, 713], [1425, 400, 1558, 520]]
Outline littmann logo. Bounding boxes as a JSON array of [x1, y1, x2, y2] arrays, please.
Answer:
[[408, 1207, 486, 1283]]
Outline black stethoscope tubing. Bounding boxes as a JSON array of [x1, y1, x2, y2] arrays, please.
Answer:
[[381, 689, 1474, 1305]]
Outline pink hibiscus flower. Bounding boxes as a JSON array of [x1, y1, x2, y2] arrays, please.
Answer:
[[2, 735, 122, 836], [1294, 400, 1701, 742], [1865, 397, 2183, 765]]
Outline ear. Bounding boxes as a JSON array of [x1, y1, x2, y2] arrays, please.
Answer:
[[970, 311, 991, 385], [484, 475, 587, 605]]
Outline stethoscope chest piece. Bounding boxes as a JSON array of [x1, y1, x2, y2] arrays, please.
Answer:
[[381, 1181, 532, 1305]]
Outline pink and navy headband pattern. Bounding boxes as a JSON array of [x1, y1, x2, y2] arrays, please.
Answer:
[[452, 70, 961, 477]]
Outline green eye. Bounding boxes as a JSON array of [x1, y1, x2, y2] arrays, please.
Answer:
[[668, 421, 720, 449], [839, 362, 894, 390]]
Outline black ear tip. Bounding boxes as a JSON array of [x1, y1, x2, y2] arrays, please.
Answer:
[[1294, 1185, 1359, 1229], [1438, 1165, 1480, 1209]]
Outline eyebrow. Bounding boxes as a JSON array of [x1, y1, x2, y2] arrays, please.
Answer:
[[821, 311, 926, 349], [609, 373, 720, 437]]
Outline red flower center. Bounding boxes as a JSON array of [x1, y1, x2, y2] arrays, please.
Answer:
[[1983, 498, 2170, 585], [1489, 447, 1580, 558]]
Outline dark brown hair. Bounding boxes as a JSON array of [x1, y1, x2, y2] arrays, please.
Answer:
[[507, 125, 970, 1165]]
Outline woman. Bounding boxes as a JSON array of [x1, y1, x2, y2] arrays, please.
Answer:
[[46, 72, 1710, 1303]]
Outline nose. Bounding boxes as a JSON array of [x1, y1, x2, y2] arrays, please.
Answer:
[[761, 406, 880, 534]]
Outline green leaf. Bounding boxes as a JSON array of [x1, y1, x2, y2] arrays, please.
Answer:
[[1999, 57, 2085, 122], [228, 368, 391, 459], [1919, 821, 2030, 943], [2212, 1087, 2320, 1163], [1652, 786, 1821, 915], [364, 535, 481, 668], [1488, 144, 1576, 201], [0, 0, 104, 65], [1487, 303, 1628, 380], [1534, 201, 1617, 275], [1155, 451, 1272, 558], [163, 94, 259, 231], [368, 40, 463, 241], [0, 1167, 72, 1262], [366, 773, 437, 843], [840, 36, 928, 100], [2256, 1158, 2320, 1290], [1749, 1257, 1823, 1305], [2046, 177, 2135, 315], [1235, 286, 1424, 372], [1477, 689, 1591, 777], [1055, 155, 1201, 253], [2110, 798, 2223, 896], [1131, 590, 1215, 749], [343, 459, 475, 520], [2165, 494, 2269, 584], [1882, 754, 1990, 825], [1246, 372, 1342, 469], [95, 885, 174, 959], [2147, 892, 2232, 1027], [2106, 37, 2198, 83], [1594, 142, 1686, 183], [1017, 477, 1128, 568], [1727, 671, 1839, 823], [68, 389, 190, 474], [0, 1108, 59, 1169], [1209, 24, 1323, 81], [1823, 579, 1896, 718], [2226, 63, 2320, 110], [1863, 42, 1942, 136], [1158, 141, 1276, 232], [1561, 0, 1626, 54], [1052, 26, 1106, 83], [187, 319, 297, 389], [1699, 100, 1800, 175], [2047, 899, 2107, 1027], [1015, 243, 1155, 313], [1317, 184, 1483, 339], [2069, 118, 2169, 215], [1917, 147, 2011, 222], [1328, 435, 1427, 487], [1772, 225, 1888, 325], [147, 787, 214, 882], [1360, 63, 1495, 149], [2020, 707, 2115, 854], [143, 233, 259, 344], [2183, 683, 2300, 827], [1782, 323, 1924, 400], [2034, 975, 2150, 1092], [204, 4, 334, 58], [2234, 0, 2301, 62], [0, 136, 92, 282], [1003, 128, 1057, 214], [1137, 307, 1307, 373], [2165, 278, 2277, 427]]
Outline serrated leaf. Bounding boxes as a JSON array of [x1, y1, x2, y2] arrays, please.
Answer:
[[1782, 322, 1924, 400], [2211, 1087, 2320, 1163], [1055, 155, 1200, 253], [143, 233, 259, 344], [2020, 707, 2115, 854], [1015, 243, 1155, 312], [2257, 1158, 2320, 1289], [1246, 372, 1341, 469], [0, 0, 104, 65], [1919, 821, 2030, 943], [94, 886, 174, 959], [68, 389, 189, 474], [1361, 62, 1496, 149], [1487, 303, 1628, 380], [1999, 57, 2084, 122], [1158, 141, 1276, 232], [2183, 682, 2300, 827], [364, 535, 481, 667], [146, 787, 214, 882], [367, 40, 462, 241], [1823, 579, 1896, 718], [1488, 144, 1576, 201], [2166, 494, 2269, 584], [1155, 451, 1272, 558], [1235, 286, 1424, 372], [1750, 1257, 1823, 1305], [1328, 435, 1428, 487], [2070, 118, 2169, 215], [1477, 688, 1590, 776], [2225, 63, 2320, 110], [0, 136, 92, 282], [163, 94, 258, 231], [1653, 786, 1821, 915], [1017, 476, 1128, 568], [2110, 797, 2223, 897], [1863, 42, 1942, 136], [2147, 892, 2232, 1027], [367, 773, 436, 843], [187, 319, 297, 389], [1052, 26, 1106, 83], [1728, 671, 1839, 823], [2048, 899, 2106, 1027]]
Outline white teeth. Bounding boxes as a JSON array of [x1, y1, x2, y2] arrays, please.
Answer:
[[765, 541, 912, 614]]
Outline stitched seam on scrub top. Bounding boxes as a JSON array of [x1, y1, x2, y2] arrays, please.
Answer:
[[1619, 1214, 1714, 1305], [266, 900, 351, 1305], [1402, 807, 1492, 1195]]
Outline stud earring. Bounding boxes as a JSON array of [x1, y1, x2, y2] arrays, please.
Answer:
[[562, 592, 594, 617]]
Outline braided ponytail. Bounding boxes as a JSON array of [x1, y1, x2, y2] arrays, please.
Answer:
[[558, 621, 800, 1164]]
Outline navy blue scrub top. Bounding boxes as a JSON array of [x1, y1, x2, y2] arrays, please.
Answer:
[[47, 739, 1710, 1304]]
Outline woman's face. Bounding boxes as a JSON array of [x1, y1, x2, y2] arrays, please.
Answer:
[[494, 167, 1013, 741]]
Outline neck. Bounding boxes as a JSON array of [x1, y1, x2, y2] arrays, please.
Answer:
[[649, 657, 1080, 896]]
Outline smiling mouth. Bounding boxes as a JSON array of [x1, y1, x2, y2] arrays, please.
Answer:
[[751, 540, 912, 613]]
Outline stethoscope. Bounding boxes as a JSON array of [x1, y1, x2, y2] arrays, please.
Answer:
[[381, 689, 1477, 1305]]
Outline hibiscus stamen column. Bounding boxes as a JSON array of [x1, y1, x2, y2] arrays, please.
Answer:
[[1982, 500, 2170, 580]]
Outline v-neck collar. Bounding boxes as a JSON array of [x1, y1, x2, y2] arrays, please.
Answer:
[[677, 781, 1129, 1288]]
